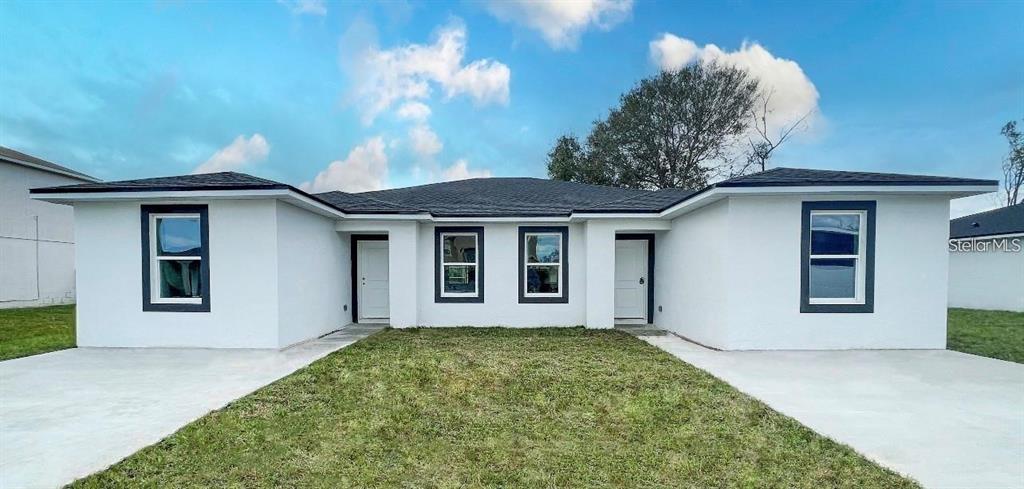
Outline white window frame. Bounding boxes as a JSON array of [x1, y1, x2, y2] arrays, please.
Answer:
[[523, 232, 563, 298], [149, 213, 203, 305], [439, 231, 479, 298], [807, 210, 867, 305]]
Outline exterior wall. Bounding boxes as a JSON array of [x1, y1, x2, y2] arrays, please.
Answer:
[[656, 194, 951, 350], [276, 201, 350, 347], [949, 237, 1024, 312], [0, 162, 84, 308], [75, 200, 281, 348], [337, 220, 419, 328], [654, 200, 731, 346], [415, 222, 587, 327]]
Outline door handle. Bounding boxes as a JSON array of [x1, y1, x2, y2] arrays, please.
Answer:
[[639, 277, 645, 285]]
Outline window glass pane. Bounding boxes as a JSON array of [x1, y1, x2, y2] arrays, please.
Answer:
[[526, 234, 560, 263], [809, 258, 856, 299], [159, 260, 202, 298], [526, 265, 560, 294], [157, 217, 202, 256], [811, 214, 859, 255], [443, 235, 477, 263], [443, 265, 476, 293]]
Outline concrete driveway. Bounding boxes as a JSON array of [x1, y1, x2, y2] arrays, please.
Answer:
[[0, 324, 382, 489], [644, 335, 1024, 489]]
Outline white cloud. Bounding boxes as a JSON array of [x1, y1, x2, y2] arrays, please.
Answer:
[[301, 137, 388, 193], [442, 158, 492, 181], [485, 0, 632, 50], [649, 33, 699, 72], [192, 133, 270, 174], [396, 101, 432, 122], [409, 124, 443, 158], [650, 34, 820, 130], [277, 0, 326, 16], [344, 20, 511, 125]]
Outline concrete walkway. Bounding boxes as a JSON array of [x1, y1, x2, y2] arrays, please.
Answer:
[[642, 334, 1024, 489], [0, 324, 383, 489]]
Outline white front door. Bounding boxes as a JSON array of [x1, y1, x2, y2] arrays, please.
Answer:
[[614, 240, 648, 320], [357, 240, 389, 320]]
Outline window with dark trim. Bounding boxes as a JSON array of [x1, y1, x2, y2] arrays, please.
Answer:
[[141, 205, 211, 312], [518, 226, 569, 304], [800, 201, 875, 313], [434, 226, 484, 303]]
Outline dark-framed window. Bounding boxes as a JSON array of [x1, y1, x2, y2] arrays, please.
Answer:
[[434, 226, 484, 303], [800, 201, 875, 313], [518, 226, 568, 304], [141, 205, 211, 312]]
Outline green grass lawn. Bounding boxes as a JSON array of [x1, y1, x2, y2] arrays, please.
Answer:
[[72, 328, 915, 488], [947, 308, 1024, 363], [0, 304, 75, 361]]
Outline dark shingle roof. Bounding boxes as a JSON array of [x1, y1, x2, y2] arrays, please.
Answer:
[[717, 167, 997, 188], [30, 172, 289, 193], [345, 177, 655, 217], [950, 203, 1024, 239], [314, 191, 420, 214], [1, 145, 98, 182], [576, 188, 696, 213], [31, 167, 997, 218]]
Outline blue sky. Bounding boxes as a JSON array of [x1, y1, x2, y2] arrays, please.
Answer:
[[1, 1, 1020, 215]]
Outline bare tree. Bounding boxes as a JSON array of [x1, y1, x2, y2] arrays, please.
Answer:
[[729, 90, 812, 177], [1001, 119, 1024, 206]]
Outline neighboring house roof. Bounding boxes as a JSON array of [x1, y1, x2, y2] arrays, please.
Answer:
[[0, 145, 99, 182], [31, 167, 998, 218], [950, 203, 1024, 239]]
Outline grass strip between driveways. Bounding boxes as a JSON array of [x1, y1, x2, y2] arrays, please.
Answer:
[[0, 304, 75, 361], [70, 327, 916, 488], [948, 308, 1024, 363]]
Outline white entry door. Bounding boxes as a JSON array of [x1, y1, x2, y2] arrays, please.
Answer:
[[357, 240, 389, 321], [614, 240, 648, 320]]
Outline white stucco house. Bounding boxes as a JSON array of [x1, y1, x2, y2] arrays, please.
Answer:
[[30, 167, 997, 350], [1, 146, 99, 308], [948, 203, 1024, 312]]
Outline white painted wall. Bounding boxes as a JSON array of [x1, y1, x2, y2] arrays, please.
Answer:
[[415, 222, 587, 327], [949, 237, 1024, 312], [656, 194, 951, 350], [654, 200, 731, 347], [0, 162, 84, 308], [336, 220, 420, 328], [275, 200, 350, 347], [75, 200, 281, 348]]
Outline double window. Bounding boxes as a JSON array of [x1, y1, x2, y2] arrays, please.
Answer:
[[142, 205, 211, 312], [434, 227, 484, 302], [801, 201, 875, 313], [519, 226, 568, 303]]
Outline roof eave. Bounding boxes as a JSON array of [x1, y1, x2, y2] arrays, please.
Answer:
[[5, 157, 100, 182]]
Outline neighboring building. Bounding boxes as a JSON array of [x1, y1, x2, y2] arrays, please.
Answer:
[[948, 203, 1024, 312], [31, 167, 997, 350], [1, 147, 99, 309]]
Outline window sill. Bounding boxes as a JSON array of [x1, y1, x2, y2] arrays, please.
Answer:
[[436, 296, 484, 304], [143, 302, 210, 312], [800, 302, 873, 314]]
